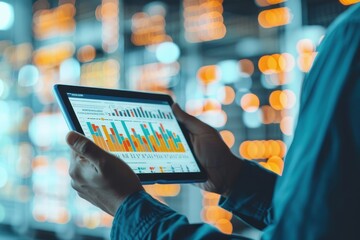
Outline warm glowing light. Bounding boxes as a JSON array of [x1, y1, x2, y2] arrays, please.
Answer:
[[261, 105, 276, 124], [33, 3, 76, 39], [154, 184, 181, 197], [217, 86, 236, 105], [131, 12, 171, 46], [215, 218, 233, 234], [185, 99, 204, 116], [296, 39, 317, 72], [255, 0, 286, 7], [278, 53, 295, 72], [220, 130, 235, 148], [240, 93, 260, 112], [33, 42, 75, 67], [183, 0, 226, 43], [267, 156, 284, 175], [339, 0, 360, 5], [296, 39, 315, 54], [77, 45, 96, 63], [204, 206, 231, 223], [197, 65, 220, 84], [258, 7, 292, 28], [297, 52, 317, 72], [100, 0, 119, 53], [239, 140, 287, 160], [280, 116, 294, 135], [280, 89, 296, 109], [258, 53, 295, 74], [81, 59, 120, 88], [269, 90, 283, 110], [239, 59, 254, 76]]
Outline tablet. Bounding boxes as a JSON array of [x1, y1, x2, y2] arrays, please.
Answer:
[[53, 84, 207, 184]]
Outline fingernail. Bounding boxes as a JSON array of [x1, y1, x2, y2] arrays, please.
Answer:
[[67, 132, 79, 146]]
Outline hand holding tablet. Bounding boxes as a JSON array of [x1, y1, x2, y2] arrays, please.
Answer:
[[53, 84, 207, 184]]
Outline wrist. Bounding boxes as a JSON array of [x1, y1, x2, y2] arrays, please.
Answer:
[[222, 155, 244, 198]]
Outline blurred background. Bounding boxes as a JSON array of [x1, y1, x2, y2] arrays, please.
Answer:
[[0, 0, 358, 239]]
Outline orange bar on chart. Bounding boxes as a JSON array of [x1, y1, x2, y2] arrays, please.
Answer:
[[102, 126, 116, 151]]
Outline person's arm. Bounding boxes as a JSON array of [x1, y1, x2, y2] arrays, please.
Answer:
[[219, 160, 277, 230], [111, 191, 246, 240], [66, 104, 277, 239], [172, 104, 277, 230]]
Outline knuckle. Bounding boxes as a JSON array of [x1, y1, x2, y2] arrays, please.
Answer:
[[76, 139, 93, 155]]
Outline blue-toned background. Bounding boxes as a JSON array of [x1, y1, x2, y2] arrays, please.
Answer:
[[0, 0, 354, 239]]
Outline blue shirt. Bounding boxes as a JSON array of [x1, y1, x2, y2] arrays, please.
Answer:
[[111, 4, 360, 239]]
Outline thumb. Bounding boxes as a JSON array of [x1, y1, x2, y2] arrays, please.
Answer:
[[172, 103, 212, 134], [66, 131, 104, 164]]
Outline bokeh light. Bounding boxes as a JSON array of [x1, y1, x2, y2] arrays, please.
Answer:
[[240, 93, 260, 112], [220, 130, 235, 148], [239, 140, 287, 160], [243, 109, 262, 128], [239, 59, 254, 76], [280, 116, 294, 136], [156, 42, 180, 64], [0, 2, 14, 30], [197, 65, 220, 85], [77, 45, 96, 63], [217, 60, 240, 84], [216, 86, 236, 105], [258, 7, 292, 28], [269, 90, 283, 110], [18, 65, 40, 87], [339, 0, 360, 5]]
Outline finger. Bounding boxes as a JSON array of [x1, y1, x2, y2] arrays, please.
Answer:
[[66, 131, 106, 166], [69, 158, 86, 183], [172, 103, 213, 134]]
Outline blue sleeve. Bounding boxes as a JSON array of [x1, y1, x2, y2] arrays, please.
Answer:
[[110, 191, 250, 240], [219, 161, 277, 230]]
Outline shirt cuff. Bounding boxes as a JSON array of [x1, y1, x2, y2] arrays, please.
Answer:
[[110, 190, 174, 240], [219, 161, 277, 229]]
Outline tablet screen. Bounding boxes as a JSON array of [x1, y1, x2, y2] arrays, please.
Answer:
[[67, 93, 201, 174]]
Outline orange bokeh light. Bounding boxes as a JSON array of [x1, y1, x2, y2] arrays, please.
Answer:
[[269, 90, 283, 110], [261, 105, 276, 124], [203, 98, 221, 112], [215, 218, 233, 234], [239, 140, 287, 160], [239, 59, 254, 76], [220, 130, 235, 148], [218, 86, 236, 105], [339, 0, 360, 5], [258, 7, 292, 28], [280, 89, 296, 109], [267, 156, 284, 175], [258, 53, 295, 74], [296, 39, 315, 54], [240, 93, 260, 112], [255, 0, 286, 7], [197, 65, 220, 84], [77, 45, 96, 63]]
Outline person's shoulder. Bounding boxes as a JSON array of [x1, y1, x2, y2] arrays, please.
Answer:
[[321, 3, 360, 41], [331, 4, 360, 27]]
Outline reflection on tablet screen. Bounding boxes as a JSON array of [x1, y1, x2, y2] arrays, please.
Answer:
[[67, 93, 201, 174]]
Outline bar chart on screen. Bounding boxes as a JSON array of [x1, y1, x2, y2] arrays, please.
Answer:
[[86, 120, 186, 153], [68, 95, 201, 174], [107, 105, 174, 120]]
